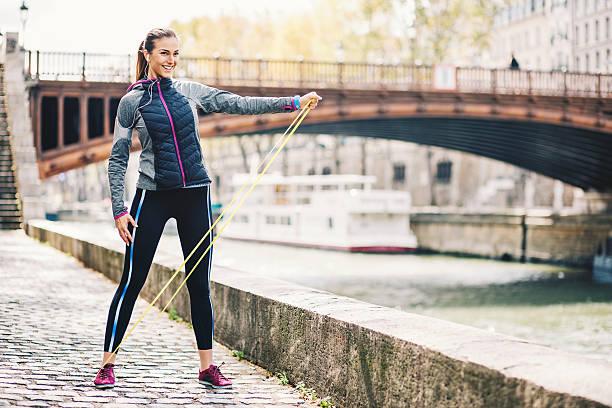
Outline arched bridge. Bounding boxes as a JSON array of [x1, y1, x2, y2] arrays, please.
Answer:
[[24, 51, 612, 191]]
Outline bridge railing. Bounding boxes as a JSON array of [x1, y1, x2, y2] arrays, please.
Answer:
[[24, 50, 611, 98]]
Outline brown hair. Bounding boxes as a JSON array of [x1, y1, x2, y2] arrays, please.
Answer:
[[135, 28, 180, 81]]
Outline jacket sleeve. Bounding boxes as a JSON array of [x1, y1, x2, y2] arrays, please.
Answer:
[[107, 96, 134, 220], [182, 80, 297, 114]]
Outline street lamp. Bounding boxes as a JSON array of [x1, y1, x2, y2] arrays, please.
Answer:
[[19, 1, 29, 50]]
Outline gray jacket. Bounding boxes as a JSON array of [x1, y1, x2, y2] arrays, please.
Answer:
[[108, 78, 297, 219]]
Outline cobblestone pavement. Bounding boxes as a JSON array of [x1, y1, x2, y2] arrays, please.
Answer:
[[0, 229, 317, 408]]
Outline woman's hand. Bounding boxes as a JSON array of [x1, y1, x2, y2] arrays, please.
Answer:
[[299, 92, 322, 110], [115, 213, 138, 246]]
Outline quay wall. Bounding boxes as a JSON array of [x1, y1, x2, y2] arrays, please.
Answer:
[[411, 212, 612, 266]]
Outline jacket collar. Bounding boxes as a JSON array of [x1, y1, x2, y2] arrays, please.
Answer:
[[126, 76, 173, 92]]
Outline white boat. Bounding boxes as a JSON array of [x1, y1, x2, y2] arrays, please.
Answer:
[[218, 173, 418, 253]]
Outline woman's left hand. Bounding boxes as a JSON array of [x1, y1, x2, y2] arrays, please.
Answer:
[[299, 92, 322, 110]]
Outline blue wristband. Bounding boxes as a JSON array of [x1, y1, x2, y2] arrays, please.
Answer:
[[294, 95, 301, 110]]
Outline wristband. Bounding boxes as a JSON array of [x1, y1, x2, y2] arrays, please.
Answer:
[[114, 210, 128, 220], [293, 95, 301, 110]]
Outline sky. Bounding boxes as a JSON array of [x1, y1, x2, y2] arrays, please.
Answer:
[[0, 0, 312, 54]]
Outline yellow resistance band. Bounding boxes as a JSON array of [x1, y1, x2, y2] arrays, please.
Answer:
[[97, 101, 314, 375]]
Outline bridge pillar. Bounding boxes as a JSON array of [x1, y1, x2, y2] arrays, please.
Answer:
[[3, 36, 45, 221], [574, 190, 612, 214]]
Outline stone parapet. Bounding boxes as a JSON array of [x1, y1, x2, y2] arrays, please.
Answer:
[[24, 219, 612, 408]]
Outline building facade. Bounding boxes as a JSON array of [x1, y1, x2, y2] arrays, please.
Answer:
[[485, 0, 612, 73], [573, 0, 612, 72], [487, 0, 573, 71]]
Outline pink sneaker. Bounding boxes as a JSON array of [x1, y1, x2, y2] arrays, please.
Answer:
[[93, 363, 115, 389], [198, 362, 232, 388]]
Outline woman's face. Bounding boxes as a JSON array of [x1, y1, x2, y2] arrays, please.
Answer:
[[144, 36, 179, 79]]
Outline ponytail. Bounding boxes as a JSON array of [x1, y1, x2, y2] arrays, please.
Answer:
[[135, 41, 147, 82], [134, 28, 180, 82]]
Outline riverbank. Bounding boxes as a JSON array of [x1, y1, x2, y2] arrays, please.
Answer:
[[23, 219, 612, 407]]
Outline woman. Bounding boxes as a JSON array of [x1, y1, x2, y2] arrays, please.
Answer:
[[94, 27, 321, 389]]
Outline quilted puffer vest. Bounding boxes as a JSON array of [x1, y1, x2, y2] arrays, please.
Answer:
[[137, 77, 209, 189]]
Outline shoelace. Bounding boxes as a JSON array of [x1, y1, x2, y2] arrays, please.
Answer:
[[99, 364, 113, 379], [211, 362, 228, 381]]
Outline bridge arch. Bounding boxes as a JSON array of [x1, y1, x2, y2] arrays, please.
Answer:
[[200, 105, 612, 192]]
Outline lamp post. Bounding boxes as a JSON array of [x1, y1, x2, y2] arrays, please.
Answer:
[[19, 1, 29, 50]]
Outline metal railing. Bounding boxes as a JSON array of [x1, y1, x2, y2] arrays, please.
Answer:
[[24, 50, 612, 98]]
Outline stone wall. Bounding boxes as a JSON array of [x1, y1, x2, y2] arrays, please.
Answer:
[[411, 211, 612, 265], [3, 44, 44, 221], [24, 220, 612, 408]]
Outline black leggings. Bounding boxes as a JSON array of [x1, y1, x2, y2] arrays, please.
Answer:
[[104, 185, 214, 352]]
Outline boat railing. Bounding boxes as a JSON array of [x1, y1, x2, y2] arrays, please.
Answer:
[[309, 190, 411, 212]]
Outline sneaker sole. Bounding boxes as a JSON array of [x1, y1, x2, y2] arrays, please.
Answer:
[[94, 383, 115, 389], [198, 380, 232, 389]]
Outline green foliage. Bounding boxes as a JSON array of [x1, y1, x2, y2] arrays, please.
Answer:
[[231, 349, 245, 359], [168, 307, 184, 322], [274, 373, 336, 407], [275, 371, 289, 385], [295, 380, 319, 401], [319, 396, 336, 408]]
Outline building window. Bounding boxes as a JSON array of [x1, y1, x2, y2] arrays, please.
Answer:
[[322, 166, 332, 175], [393, 164, 406, 184], [436, 161, 452, 184], [596, 20, 600, 42], [575, 25, 580, 44], [576, 56, 580, 71], [606, 17, 610, 39], [607, 49, 611, 72], [328, 217, 333, 229], [586, 54, 590, 72], [585, 23, 589, 44], [307, 168, 315, 175], [265, 215, 276, 224], [596, 51, 601, 69]]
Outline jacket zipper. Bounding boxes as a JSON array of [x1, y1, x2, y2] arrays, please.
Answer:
[[156, 80, 186, 187]]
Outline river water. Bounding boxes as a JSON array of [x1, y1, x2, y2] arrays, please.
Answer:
[[209, 237, 612, 363], [43, 220, 612, 363]]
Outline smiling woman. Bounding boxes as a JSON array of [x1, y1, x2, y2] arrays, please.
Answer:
[[138, 28, 179, 80], [94, 27, 322, 391]]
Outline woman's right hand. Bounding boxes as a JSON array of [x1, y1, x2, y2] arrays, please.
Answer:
[[115, 213, 138, 246]]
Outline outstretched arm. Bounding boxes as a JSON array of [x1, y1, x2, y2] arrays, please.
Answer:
[[180, 81, 321, 114]]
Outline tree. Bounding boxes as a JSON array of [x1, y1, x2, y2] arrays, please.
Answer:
[[170, 0, 503, 65]]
